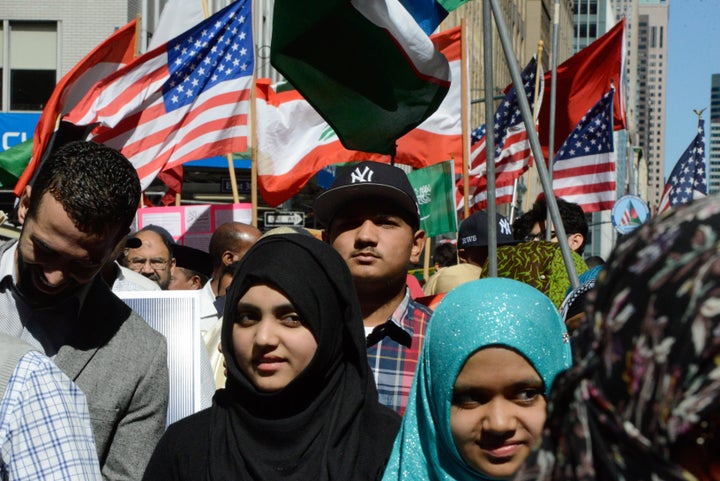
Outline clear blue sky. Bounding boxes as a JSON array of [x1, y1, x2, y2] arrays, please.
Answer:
[[664, 0, 720, 177]]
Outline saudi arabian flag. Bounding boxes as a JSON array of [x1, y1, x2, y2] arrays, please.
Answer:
[[408, 160, 457, 237], [271, 0, 451, 155], [0, 139, 32, 188]]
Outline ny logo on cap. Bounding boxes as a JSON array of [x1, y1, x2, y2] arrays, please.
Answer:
[[350, 166, 374, 183], [498, 218, 512, 236]]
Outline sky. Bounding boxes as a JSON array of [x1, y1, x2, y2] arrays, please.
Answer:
[[664, 0, 720, 176]]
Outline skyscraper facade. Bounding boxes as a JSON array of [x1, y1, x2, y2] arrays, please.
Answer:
[[635, 0, 670, 209], [709, 74, 720, 194]]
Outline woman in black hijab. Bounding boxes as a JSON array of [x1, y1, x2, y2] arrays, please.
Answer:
[[143, 234, 400, 481]]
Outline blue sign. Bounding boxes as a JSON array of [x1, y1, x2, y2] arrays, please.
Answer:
[[611, 195, 650, 235], [0, 113, 40, 151]]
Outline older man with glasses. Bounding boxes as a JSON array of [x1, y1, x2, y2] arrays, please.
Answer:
[[122, 225, 176, 290]]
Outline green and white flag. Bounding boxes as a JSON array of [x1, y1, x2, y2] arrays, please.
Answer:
[[270, 0, 450, 155], [0, 139, 31, 188], [408, 160, 457, 237]]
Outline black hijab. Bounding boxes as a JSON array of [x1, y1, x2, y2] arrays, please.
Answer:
[[207, 234, 399, 481]]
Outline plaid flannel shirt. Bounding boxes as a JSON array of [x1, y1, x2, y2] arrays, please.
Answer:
[[1, 351, 101, 480], [366, 290, 432, 415]]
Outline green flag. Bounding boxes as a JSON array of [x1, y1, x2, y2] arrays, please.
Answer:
[[408, 160, 457, 237], [0, 138, 32, 189], [270, 0, 450, 155]]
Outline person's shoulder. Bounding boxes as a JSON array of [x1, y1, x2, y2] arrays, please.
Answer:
[[114, 265, 162, 291], [161, 408, 213, 446], [407, 296, 433, 318], [94, 279, 167, 346]]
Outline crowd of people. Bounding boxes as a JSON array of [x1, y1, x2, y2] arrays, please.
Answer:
[[1, 146, 718, 481]]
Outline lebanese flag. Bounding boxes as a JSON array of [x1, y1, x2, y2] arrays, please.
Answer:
[[14, 19, 137, 197], [257, 26, 462, 206], [539, 18, 626, 158], [255, 79, 385, 207]]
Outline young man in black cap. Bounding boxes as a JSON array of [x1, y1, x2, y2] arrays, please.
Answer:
[[423, 211, 519, 295], [314, 161, 430, 415]]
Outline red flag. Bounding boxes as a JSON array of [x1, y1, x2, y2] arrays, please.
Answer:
[[66, 0, 253, 191], [540, 18, 625, 158], [13, 19, 137, 197], [157, 165, 184, 206]]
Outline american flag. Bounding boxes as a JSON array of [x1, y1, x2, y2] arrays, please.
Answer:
[[66, 0, 253, 190], [456, 57, 542, 214], [657, 119, 707, 214], [552, 89, 616, 213]]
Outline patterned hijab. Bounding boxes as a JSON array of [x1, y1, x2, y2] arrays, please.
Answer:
[[382, 278, 572, 481], [515, 196, 720, 481]]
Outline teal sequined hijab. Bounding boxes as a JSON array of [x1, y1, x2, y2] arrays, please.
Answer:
[[382, 278, 572, 481]]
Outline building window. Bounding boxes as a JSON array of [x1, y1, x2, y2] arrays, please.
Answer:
[[0, 21, 57, 111]]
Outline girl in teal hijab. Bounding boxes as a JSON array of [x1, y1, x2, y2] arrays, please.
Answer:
[[382, 278, 572, 481]]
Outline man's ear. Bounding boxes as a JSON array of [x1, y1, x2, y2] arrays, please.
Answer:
[[409, 229, 427, 265], [457, 248, 469, 264], [221, 251, 234, 267], [109, 228, 131, 261], [17, 186, 32, 225], [568, 233, 584, 252], [191, 274, 202, 290]]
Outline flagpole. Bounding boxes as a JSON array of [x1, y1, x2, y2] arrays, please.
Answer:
[[488, 0, 579, 288], [510, 41, 544, 223], [546, 0, 560, 241], [134, 15, 141, 58], [249, 0, 258, 227], [423, 238, 431, 282], [461, 18, 471, 221], [250, 80, 258, 227], [483, 0, 498, 277]]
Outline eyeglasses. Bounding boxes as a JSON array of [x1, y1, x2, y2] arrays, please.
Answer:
[[524, 231, 556, 242], [127, 257, 170, 271]]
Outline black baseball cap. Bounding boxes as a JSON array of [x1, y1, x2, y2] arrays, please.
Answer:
[[458, 211, 520, 248], [313, 161, 420, 227]]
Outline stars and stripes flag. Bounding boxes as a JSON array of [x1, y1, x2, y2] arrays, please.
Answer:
[[65, 0, 253, 190], [552, 89, 616, 213], [657, 118, 707, 214], [456, 57, 543, 214]]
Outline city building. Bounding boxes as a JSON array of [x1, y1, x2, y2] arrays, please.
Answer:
[[708, 73, 720, 194], [635, 0, 670, 209]]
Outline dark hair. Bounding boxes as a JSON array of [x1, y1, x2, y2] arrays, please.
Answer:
[[514, 196, 589, 254], [28, 141, 140, 237], [433, 242, 457, 268], [512, 209, 543, 240], [175, 266, 209, 287], [584, 255, 605, 268]]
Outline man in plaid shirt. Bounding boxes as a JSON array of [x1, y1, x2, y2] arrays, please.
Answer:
[[314, 161, 432, 415]]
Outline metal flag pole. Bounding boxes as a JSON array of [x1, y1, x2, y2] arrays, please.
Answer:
[[488, 0, 579, 288], [483, 0, 498, 277], [546, 0, 561, 241]]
